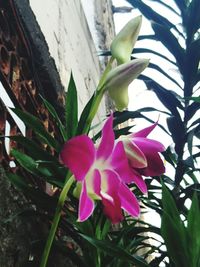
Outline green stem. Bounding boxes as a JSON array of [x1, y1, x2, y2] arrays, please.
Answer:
[[39, 176, 74, 267], [82, 90, 104, 134], [82, 56, 114, 134], [97, 56, 114, 91]]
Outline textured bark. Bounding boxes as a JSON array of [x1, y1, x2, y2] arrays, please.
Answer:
[[0, 167, 76, 267], [0, 167, 34, 266]]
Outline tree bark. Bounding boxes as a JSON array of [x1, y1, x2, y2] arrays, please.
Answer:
[[0, 167, 34, 266]]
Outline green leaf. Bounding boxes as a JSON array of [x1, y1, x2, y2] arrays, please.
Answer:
[[187, 0, 200, 39], [112, 109, 170, 136], [6, 173, 57, 211], [189, 96, 200, 103], [167, 115, 185, 155], [188, 118, 200, 128], [184, 38, 200, 97], [11, 148, 42, 176], [173, 0, 186, 15], [79, 234, 149, 267], [138, 34, 157, 41], [187, 128, 195, 164], [148, 61, 182, 89], [76, 94, 95, 135], [151, 22, 185, 73], [114, 126, 133, 138], [185, 101, 200, 122], [11, 148, 64, 187], [162, 183, 184, 232], [74, 219, 94, 237], [8, 135, 56, 161], [65, 73, 78, 138], [162, 146, 177, 167], [140, 75, 183, 116], [161, 183, 189, 267], [194, 123, 200, 139], [40, 95, 67, 141], [127, 0, 175, 30], [101, 219, 111, 240], [133, 47, 176, 66], [137, 107, 171, 115], [113, 110, 149, 127], [187, 193, 200, 266], [149, 0, 181, 16], [195, 69, 200, 84], [11, 108, 60, 152]]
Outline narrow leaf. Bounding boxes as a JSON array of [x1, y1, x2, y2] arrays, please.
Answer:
[[76, 94, 95, 135], [185, 101, 200, 122], [11, 148, 64, 187], [40, 95, 67, 141], [148, 62, 182, 89], [11, 108, 60, 152], [161, 183, 189, 267], [65, 73, 78, 138], [127, 0, 175, 29], [9, 135, 56, 161], [80, 234, 149, 267], [139, 75, 183, 116], [151, 22, 185, 74], [187, 193, 200, 266], [133, 47, 177, 66], [167, 115, 185, 155]]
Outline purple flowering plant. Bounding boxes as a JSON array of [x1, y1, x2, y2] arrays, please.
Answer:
[[8, 16, 166, 267], [60, 115, 165, 224]]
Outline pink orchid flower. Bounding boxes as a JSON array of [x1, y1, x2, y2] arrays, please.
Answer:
[[60, 115, 140, 223], [121, 122, 165, 194]]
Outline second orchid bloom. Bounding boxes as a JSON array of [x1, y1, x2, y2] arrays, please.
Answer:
[[60, 115, 165, 224]]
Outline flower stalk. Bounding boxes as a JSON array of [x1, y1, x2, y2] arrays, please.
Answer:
[[81, 56, 114, 134], [39, 175, 74, 267]]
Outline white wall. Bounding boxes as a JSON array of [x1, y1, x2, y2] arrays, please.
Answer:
[[29, 0, 115, 124]]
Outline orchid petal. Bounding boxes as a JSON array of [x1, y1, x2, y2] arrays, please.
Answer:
[[133, 137, 165, 153], [123, 138, 147, 168], [139, 152, 165, 176], [131, 168, 147, 193], [97, 115, 114, 160], [100, 170, 123, 223], [92, 169, 101, 196], [119, 183, 140, 217], [60, 135, 95, 181], [101, 169, 120, 194], [101, 170, 123, 223], [101, 194, 123, 224], [133, 137, 165, 176], [111, 141, 133, 183], [132, 122, 157, 138], [78, 180, 95, 222], [85, 169, 101, 200]]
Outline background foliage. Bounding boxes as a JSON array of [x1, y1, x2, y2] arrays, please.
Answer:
[[113, 0, 200, 265]]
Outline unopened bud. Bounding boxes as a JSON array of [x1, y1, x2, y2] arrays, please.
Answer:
[[111, 16, 142, 64], [104, 58, 149, 111]]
